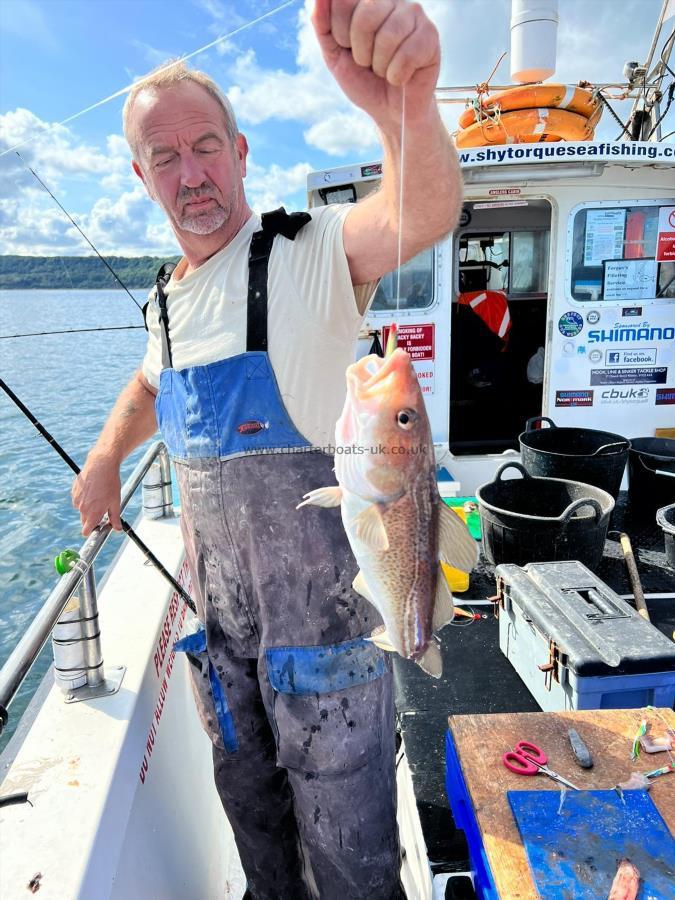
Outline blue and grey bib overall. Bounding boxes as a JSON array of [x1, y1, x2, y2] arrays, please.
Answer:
[[153, 210, 404, 900]]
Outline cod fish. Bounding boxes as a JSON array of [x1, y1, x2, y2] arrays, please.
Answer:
[[298, 346, 477, 677]]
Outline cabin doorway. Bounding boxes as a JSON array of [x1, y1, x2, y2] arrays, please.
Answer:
[[450, 198, 552, 455]]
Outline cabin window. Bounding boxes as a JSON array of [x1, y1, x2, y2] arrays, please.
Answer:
[[569, 201, 675, 303], [370, 246, 434, 310]]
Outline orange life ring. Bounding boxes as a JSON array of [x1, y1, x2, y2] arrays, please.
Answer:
[[455, 108, 595, 149], [459, 84, 599, 130]]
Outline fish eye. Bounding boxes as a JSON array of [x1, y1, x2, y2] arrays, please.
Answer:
[[396, 409, 417, 430]]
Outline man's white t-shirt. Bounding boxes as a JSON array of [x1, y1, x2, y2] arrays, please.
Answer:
[[142, 206, 373, 450]]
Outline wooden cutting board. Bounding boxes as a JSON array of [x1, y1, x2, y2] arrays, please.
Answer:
[[447, 708, 675, 899]]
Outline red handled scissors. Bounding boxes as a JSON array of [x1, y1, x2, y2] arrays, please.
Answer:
[[503, 740, 580, 790]]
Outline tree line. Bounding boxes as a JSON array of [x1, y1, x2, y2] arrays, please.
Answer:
[[0, 256, 181, 290]]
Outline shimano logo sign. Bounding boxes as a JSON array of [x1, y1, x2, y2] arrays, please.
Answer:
[[588, 324, 675, 344]]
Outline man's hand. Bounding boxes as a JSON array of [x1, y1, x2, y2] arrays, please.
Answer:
[[312, 0, 440, 128], [72, 452, 123, 537]]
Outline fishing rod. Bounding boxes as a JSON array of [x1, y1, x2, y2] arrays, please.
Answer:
[[0, 377, 197, 615], [16, 151, 143, 312]]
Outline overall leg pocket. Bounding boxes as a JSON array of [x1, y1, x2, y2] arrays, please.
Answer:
[[174, 628, 238, 753], [265, 637, 388, 775]]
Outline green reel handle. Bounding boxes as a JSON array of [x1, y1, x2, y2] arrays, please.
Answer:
[[54, 549, 81, 575]]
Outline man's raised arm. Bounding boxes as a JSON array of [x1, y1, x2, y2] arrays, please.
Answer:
[[72, 371, 158, 536], [312, 0, 460, 285]]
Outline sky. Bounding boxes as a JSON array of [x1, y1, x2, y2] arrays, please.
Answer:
[[0, 0, 673, 257]]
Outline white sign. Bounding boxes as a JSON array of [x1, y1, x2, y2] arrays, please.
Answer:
[[605, 348, 657, 366], [584, 209, 626, 266], [474, 201, 529, 209], [413, 362, 435, 395], [656, 205, 675, 262], [603, 259, 658, 301]]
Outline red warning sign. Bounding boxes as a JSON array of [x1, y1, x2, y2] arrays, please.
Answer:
[[656, 206, 675, 262], [382, 324, 435, 360]]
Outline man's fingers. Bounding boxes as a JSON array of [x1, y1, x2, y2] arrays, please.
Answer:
[[370, 2, 418, 80], [329, 0, 358, 49], [385, 21, 440, 87], [108, 501, 123, 532], [349, 0, 396, 68]]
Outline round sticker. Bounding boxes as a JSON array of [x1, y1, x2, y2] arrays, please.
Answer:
[[587, 310, 600, 325], [459, 206, 472, 228], [562, 341, 575, 356], [589, 349, 603, 363], [558, 311, 584, 338]]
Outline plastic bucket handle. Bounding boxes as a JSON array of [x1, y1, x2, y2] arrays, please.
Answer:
[[656, 505, 675, 535], [589, 440, 630, 458], [525, 416, 556, 432], [558, 497, 603, 526], [637, 454, 675, 474], [494, 461, 531, 482], [655, 469, 675, 479]]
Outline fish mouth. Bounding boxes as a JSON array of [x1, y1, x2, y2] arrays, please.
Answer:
[[346, 348, 412, 406]]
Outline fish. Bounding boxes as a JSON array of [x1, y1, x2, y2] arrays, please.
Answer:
[[297, 343, 477, 677], [607, 859, 640, 900]]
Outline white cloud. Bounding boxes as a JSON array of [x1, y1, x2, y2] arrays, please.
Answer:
[[246, 159, 314, 211], [303, 111, 379, 156]]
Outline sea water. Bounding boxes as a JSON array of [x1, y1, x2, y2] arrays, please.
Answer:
[[0, 289, 152, 751]]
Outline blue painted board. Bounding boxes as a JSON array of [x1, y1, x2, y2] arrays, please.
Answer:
[[508, 789, 675, 899]]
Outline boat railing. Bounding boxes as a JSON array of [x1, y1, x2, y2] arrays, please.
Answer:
[[0, 440, 174, 735]]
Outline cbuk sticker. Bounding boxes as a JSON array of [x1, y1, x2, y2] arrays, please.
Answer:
[[558, 312, 584, 337], [600, 387, 650, 405], [587, 322, 675, 344]]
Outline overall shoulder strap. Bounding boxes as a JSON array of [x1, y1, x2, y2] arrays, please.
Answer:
[[152, 262, 177, 370], [246, 207, 311, 352]]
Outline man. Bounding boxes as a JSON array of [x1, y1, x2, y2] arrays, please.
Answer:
[[72, 2, 462, 897]]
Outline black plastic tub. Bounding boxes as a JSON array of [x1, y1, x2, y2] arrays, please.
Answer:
[[628, 438, 675, 518], [656, 504, 675, 569], [476, 462, 615, 569], [519, 417, 629, 499]]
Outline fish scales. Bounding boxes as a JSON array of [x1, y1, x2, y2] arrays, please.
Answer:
[[298, 347, 477, 677]]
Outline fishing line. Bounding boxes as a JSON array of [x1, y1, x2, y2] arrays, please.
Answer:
[[0, 325, 145, 340], [0, 0, 300, 159], [0, 376, 197, 615], [16, 151, 143, 312], [395, 85, 406, 313]]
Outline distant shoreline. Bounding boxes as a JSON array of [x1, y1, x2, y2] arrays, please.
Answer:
[[0, 255, 180, 290]]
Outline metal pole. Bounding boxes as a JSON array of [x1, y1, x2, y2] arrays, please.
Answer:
[[159, 447, 174, 517], [81, 566, 104, 687]]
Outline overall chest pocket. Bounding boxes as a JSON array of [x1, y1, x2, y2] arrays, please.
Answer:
[[265, 638, 389, 775]]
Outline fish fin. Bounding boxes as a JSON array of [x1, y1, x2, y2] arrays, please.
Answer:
[[366, 627, 397, 653], [433, 569, 456, 633], [352, 504, 389, 551], [437, 503, 478, 573], [352, 570, 375, 603], [416, 639, 443, 679], [296, 486, 343, 510]]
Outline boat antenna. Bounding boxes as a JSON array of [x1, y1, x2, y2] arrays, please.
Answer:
[[16, 151, 143, 312], [0, 377, 197, 615]]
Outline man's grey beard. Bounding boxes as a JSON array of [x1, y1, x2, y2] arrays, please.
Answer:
[[177, 182, 232, 234], [179, 201, 229, 235]]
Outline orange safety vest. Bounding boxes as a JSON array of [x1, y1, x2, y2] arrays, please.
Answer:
[[458, 290, 511, 342]]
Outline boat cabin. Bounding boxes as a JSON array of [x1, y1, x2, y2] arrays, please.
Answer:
[[308, 144, 675, 493]]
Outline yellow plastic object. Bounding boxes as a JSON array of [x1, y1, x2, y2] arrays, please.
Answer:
[[440, 506, 471, 592], [441, 561, 470, 593]]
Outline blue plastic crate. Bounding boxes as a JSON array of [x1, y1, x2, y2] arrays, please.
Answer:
[[445, 730, 498, 900]]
